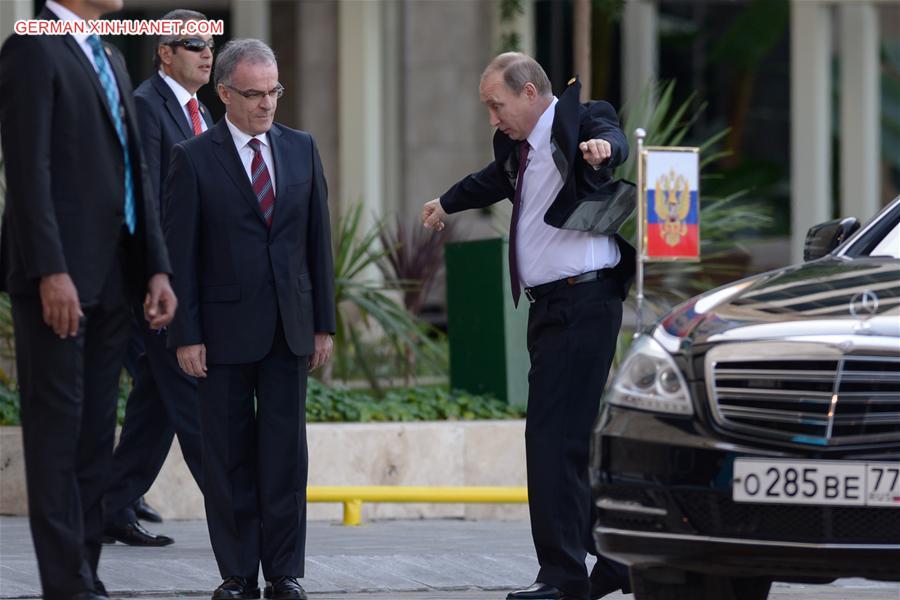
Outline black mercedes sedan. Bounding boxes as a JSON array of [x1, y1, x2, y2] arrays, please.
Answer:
[[591, 195, 900, 600]]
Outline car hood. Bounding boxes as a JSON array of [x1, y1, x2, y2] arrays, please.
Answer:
[[658, 257, 900, 347]]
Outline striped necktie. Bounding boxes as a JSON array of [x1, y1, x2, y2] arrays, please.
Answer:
[[248, 139, 275, 227], [186, 98, 203, 136], [86, 35, 136, 234]]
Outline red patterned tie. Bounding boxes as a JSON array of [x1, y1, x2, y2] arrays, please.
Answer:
[[248, 139, 275, 227], [186, 98, 203, 136], [508, 141, 530, 306]]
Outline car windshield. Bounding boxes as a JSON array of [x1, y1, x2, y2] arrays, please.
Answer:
[[841, 199, 900, 259], [869, 220, 900, 258]]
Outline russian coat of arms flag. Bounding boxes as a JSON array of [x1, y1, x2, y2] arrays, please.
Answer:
[[641, 147, 700, 261]]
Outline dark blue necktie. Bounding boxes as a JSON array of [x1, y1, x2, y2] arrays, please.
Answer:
[[86, 35, 136, 234]]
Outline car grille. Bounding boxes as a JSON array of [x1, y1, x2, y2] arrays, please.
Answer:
[[706, 343, 900, 446], [594, 485, 665, 532], [674, 489, 900, 544]]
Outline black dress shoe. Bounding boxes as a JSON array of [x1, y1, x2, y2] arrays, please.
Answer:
[[134, 496, 164, 523], [103, 521, 174, 546], [589, 566, 630, 599], [213, 577, 260, 600], [589, 579, 621, 599], [507, 582, 565, 599], [264, 576, 307, 600]]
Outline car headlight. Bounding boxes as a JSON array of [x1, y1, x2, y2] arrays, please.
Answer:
[[606, 334, 693, 415]]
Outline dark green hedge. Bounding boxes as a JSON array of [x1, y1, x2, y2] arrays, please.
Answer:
[[306, 380, 522, 422], [0, 379, 523, 426]]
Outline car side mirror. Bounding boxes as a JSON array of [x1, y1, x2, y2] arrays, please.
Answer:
[[803, 217, 861, 261]]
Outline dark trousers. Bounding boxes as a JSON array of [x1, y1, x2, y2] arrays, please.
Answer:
[[12, 257, 130, 600], [104, 313, 202, 527], [525, 274, 628, 600], [199, 320, 309, 582]]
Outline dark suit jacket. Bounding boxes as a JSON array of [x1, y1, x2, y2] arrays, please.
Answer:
[[439, 77, 635, 297], [164, 119, 336, 364], [133, 73, 214, 216], [0, 9, 171, 304]]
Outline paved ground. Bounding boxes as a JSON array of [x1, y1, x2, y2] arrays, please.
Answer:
[[1, 517, 897, 599]]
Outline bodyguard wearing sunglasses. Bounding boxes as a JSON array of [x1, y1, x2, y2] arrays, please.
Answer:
[[101, 9, 214, 548]]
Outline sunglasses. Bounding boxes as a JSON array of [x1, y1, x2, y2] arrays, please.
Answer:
[[167, 38, 215, 52]]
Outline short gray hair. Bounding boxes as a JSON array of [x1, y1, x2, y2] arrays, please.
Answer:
[[214, 38, 277, 87], [482, 52, 552, 97], [154, 9, 207, 68]]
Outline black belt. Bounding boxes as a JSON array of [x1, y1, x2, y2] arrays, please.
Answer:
[[523, 268, 616, 303]]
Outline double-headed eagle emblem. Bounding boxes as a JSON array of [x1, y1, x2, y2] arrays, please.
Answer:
[[654, 169, 691, 246]]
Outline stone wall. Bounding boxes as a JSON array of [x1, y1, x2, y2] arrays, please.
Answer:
[[0, 421, 528, 522]]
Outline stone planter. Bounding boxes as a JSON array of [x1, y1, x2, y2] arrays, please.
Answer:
[[0, 420, 528, 521]]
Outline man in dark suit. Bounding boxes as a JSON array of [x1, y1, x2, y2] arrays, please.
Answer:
[[422, 53, 633, 600], [102, 8, 215, 547], [0, 1, 177, 598], [164, 39, 335, 600]]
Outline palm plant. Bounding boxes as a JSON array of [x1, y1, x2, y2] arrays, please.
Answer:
[[330, 204, 446, 394], [377, 214, 455, 317], [377, 215, 455, 385]]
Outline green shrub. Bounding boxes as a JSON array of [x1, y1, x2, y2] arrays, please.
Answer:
[[0, 380, 18, 425], [306, 379, 523, 422], [0, 378, 523, 426]]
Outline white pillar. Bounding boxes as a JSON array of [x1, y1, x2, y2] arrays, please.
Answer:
[[621, 0, 658, 110], [839, 2, 880, 221], [0, 0, 32, 45], [574, 0, 591, 101], [231, 0, 270, 42], [294, 1, 340, 208], [493, 0, 535, 56], [381, 0, 402, 216], [519, 0, 535, 58], [791, 0, 833, 263], [339, 0, 385, 225]]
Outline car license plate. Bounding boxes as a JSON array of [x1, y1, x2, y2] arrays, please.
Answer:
[[733, 459, 900, 507]]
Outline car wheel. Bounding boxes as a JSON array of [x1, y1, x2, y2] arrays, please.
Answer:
[[630, 569, 771, 600]]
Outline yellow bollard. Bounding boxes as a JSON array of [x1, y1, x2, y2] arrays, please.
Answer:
[[343, 498, 363, 526]]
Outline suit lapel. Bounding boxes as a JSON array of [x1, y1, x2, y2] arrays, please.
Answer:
[[268, 126, 287, 198], [41, 8, 118, 136], [211, 120, 269, 227], [107, 47, 148, 173], [550, 139, 568, 181], [166, 95, 193, 138], [61, 35, 118, 134], [492, 130, 518, 189], [106, 45, 133, 124], [551, 79, 581, 183], [200, 103, 214, 128], [267, 125, 289, 234], [152, 74, 193, 139]]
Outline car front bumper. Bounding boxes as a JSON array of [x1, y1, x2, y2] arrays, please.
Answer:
[[591, 407, 900, 581]]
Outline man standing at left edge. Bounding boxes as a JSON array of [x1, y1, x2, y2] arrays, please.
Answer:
[[0, 1, 177, 599]]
